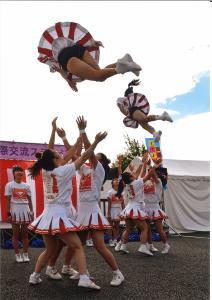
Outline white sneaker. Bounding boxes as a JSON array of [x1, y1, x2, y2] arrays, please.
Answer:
[[138, 244, 153, 256], [46, 266, 62, 280], [15, 254, 23, 263], [78, 277, 101, 290], [110, 271, 124, 286], [120, 243, 129, 254], [115, 241, 122, 252], [113, 239, 118, 246], [61, 265, 78, 276], [161, 111, 173, 122], [117, 53, 141, 76], [161, 243, 171, 254], [153, 130, 162, 142], [109, 240, 115, 247], [86, 239, 93, 247], [70, 270, 93, 280], [116, 60, 141, 75], [29, 273, 42, 285], [149, 244, 159, 252], [22, 252, 30, 262]]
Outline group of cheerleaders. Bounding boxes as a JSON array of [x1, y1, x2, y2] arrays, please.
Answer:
[[5, 21, 173, 291]]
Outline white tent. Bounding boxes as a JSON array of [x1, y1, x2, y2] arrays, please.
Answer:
[[163, 159, 210, 233]]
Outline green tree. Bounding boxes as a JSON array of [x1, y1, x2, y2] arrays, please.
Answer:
[[113, 134, 147, 170]]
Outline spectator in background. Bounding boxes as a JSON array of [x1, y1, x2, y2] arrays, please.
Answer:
[[5, 166, 34, 263]]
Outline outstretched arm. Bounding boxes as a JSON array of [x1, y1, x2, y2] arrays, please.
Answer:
[[48, 117, 58, 149], [52, 66, 78, 92], [56, 127, 73, 150], [76, 116, 98, 169], [74, 132, 107, 170]]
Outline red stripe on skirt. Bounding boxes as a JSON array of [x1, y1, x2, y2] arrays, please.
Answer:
[[55, 22, 64, 37], [68, 22, 77, 40], [77, 32, 92, 46], [38, 47, 53, 57], [43, 30, 54, 44], [71, 176, 77, 210], [34, 173, 44, 217]]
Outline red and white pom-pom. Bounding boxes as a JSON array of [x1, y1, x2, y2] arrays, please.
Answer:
[[123, 117, 139, 128], [37, 22, 100, 82]]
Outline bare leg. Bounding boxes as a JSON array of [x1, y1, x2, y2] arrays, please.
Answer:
[[121, 219, 134, 243], [146, 221, 153, 244], [132, 110, 158, 124], [11, 224, 20, 254], [139, 122, 156, 135], [67, 57, 117, 82], [134, 220, 148, 244], [91, 230, 118, 270], [105, 63, 117, 68], [48, 238, 64, 267], [21, 224, 29, 253], [107, 219, 113, 241], [82, 50, 101, 70], [113, 221, 120, 241], [34, 235, 57, 273], [64, 245, 76, 266], [58, 232, 87, 275], [155, 220, 167, 243]]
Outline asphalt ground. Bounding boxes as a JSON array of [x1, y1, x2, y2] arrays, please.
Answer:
[[0, 232, 209, 300]]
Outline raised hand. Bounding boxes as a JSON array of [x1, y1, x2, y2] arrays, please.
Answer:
[[95, 131, 108, 143], [52, 117, 58, 131], [76, 116, 87, 130], [56, 127, 66, 138], [67, 80, 78, 92]]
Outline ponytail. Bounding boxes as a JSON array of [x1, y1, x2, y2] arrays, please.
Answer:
[[28, 149, 55, 179], [115, 172, 133, 198], [124, 79, 141, 97]]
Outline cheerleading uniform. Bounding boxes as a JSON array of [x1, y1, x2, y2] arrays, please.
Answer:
[[28, 163, 80, 235], [75, 162, 111, 230], [5, 181, 32, 224], [117, 93, 150, 128], [120, 178, 147, 220], [144, 178, 166, 221], [107, 189, 123, 221], [37, 21, 100, 82]]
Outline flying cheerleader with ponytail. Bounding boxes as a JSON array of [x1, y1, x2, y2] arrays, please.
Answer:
[[38, 22, 141, 92], [116, 79, 173, 141]]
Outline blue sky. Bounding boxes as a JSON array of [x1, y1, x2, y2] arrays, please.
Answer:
[[158, 72, 210, 120]]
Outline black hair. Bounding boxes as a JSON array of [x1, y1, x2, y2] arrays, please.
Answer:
[[12, 166, 23, 174], [124, 79, 141, 97], [28, 149, 56, 179], [97, 152, 111, 183], [116, 172, 133, 198]]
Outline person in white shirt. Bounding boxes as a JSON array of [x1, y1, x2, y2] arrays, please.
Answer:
[[27, 122, 107, 290], [144, 166, 170, 254], [115, 159, 156, 256], [64, 116, 124, 287], [107, 177, 125, 247], [5, 166, 34, 263]]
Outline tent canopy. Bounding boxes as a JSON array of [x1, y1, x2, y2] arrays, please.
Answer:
[[163, 159, 209, 177]]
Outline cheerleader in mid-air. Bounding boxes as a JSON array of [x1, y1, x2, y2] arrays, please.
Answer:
[[38, 22, 141, 92], [117, 79, 173, 141]]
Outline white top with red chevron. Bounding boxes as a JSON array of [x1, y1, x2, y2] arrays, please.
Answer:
[[125, 178, 145, 203], [5, 181, 31, 204], [42, 163, 76, 204], [107, 188, 123, 208], [78, 161, 105, 202], [144, 179, 163, 204]]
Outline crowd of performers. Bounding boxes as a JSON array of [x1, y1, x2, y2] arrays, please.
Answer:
[[5, 116, 170, 290], [4, 21, 173, 291]]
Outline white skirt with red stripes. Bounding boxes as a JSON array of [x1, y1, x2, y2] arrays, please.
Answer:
[[144, 202, 166, 221], [75, 201, 111, 230], [107, 207, 122, 221], [28, 203, 80, 235], [37, 21, 100, 82], [10, 203, 32, 225], [120, 201, 147, 221]]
